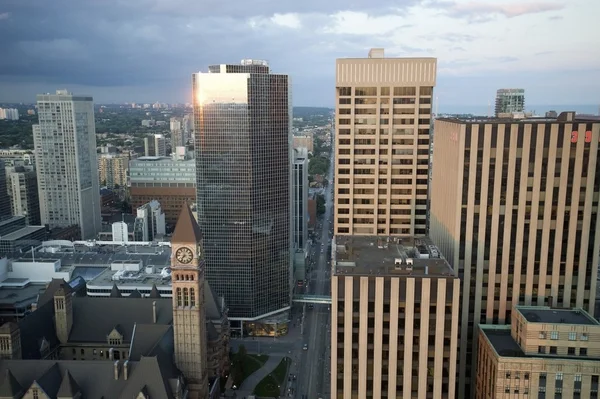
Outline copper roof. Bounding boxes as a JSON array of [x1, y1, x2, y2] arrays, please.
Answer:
[[171, 205, 202, 244]]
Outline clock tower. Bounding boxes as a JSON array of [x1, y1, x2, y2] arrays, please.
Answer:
[[171, 205, 208, 399]]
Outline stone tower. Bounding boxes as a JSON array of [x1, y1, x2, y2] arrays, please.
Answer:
[[171, 205, 208, 399], [54, 282, 73, 345]]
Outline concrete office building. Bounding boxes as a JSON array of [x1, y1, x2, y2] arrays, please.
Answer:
[[429, 112, 600, 397], [98, 153, 128, 189], [5, 164, 40, 226], [331, 236, 460, 399], [129, 156, 196, 227], [495, 88, 525, 117], [334, 48, 436, 236], [0, 160, 12, 218], [144, 133, 166, 157], [476, 305, 600, 398], [170, 117, 185, 148], [134, 200, 166, 241], [193, 59, 292, 331], [33, 90, 101, 239]]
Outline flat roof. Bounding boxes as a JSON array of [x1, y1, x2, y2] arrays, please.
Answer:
[[87, 267, 171, 290], [437, 112, 599, 124], [516, 306, 599, 325], [0, 284, 45, 307], [480, 326, 525, 357], [333, 235, 454, 277], [0, 226, 46, 241]]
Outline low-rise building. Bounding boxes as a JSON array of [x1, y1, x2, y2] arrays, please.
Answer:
[[476, 305, 600, 398]]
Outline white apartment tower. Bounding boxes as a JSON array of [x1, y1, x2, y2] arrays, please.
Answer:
[[33, 90, 101, 239]]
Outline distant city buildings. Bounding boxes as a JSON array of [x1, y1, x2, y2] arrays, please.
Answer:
[[477, 305, 600, 398], [331, 236, 459, 398], [98, 153, 129, 188], [170, 117, 185, 148], [495, 88, 525, 116], [429, 111, 600, 397], [0, 160, 11, 218], [144, 133, 166, 157], [334, 48, 436, 236], [129, 155, 195, 227], [0, 108, 19, 120], [293, 134, 314, 152], [193, 59, 292, 331]]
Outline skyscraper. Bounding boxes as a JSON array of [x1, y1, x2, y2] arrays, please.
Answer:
[[170, 117, 185, 148], [6, 164, 40, 225], [429, 112, 600, 397], [0, 160, 12, 219], [33, 90, 101, 239], [334, 48, 436, 237], [193, 60, 292, 331], [293, 147, 309, 251], [495, 88, 525, 116], [144, 134, 166, 156]]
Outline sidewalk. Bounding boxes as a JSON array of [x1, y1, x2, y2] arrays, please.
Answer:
[[236, 355, 284, 398]]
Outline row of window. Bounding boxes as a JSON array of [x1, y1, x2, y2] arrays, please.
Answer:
[[539, 331, 589, 341], [338, 86, 433, 96]]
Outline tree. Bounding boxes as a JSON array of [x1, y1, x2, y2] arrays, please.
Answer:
[[316, 194, 326, 215]]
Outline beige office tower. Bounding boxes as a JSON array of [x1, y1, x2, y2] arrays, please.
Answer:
[[335, 48, 436, 236], [477, 305, 600, 398], [429, 112, 600, 397], [331, 236, 460, 399]]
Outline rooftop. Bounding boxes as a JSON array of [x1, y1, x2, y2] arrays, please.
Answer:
[[0, 226, 45, 241], [479, 326, 526, 358], [333, 236, 454, 277], [437, 111, 599, 124], [516, 306, 599, 325]]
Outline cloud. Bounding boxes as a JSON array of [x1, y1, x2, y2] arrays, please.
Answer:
[[324, 11, 411, 35], [434, 1, 565, 19], [0, 12, 10, 20], [270, 13, 302, 29]]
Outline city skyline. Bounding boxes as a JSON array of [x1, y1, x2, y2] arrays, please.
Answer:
[[0, 1, 598, 106]]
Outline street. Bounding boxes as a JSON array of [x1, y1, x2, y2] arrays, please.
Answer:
[[296, 143, 334, 399]]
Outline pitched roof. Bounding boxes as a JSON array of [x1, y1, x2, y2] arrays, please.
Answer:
[[18, 300, 59, 359], [69, 297, 172, 343], [129, 290, 142, 298], [56, 370, 81, 398], [148, 284, 161, 298], [128, 324, 172, 361], [171, 205, 202, 244], [110, 283, 123, 298], [0, 358, 178, 399], [0, 369, 23, 397]]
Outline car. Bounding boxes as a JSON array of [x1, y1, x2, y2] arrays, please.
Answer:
[[303, 344, 308, 350]]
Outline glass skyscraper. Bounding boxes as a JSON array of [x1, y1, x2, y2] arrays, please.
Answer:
[[192, 60, 292, 328]]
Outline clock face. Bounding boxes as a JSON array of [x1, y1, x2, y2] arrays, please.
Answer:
[[175, 247, 194, 264]]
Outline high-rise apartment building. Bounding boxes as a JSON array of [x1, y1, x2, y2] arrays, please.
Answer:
[[293, 147, 309, 250], [331, 235, 460, 399], [429, 112, 600, 397], [476, 305, 600, 398], [129, 155, 196, 227], [98, 153, 129, 188], [0, 108, 19, 120], [33, 90, 101, 239], [134, 199, 166, 241], [334, 48, 436, 236], [144, 134, 166, 157], [495, 89, 525, 116], [193, 59, 292, 329], [6, 164, 40, 225]]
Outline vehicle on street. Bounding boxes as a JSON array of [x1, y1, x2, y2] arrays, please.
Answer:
[[303, 344, 308, 350]]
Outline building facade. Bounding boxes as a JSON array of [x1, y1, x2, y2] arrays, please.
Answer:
[[293, 134, 314, 152], [129, 156, 196, 228], [98, 153, 128, 189], [293, 147, 309, 250], [334, 48, 436, 236], [6, 164, 40, 226], [144, 134, 166, 157], [33, 90, 101, 239], [495, 89, 525, 117], [193, 59, 293, 326], [0, 160, 12, 218], [429, 112, 600, 397], [331, 236, 460, 399], [134, 200, 166, 241], [0, 108, 19, 120], [171, 117, 185, 148], [476, 305, 600, 398]]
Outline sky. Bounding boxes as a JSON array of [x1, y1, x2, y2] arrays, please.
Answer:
[[0, 0, 598, 108]]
